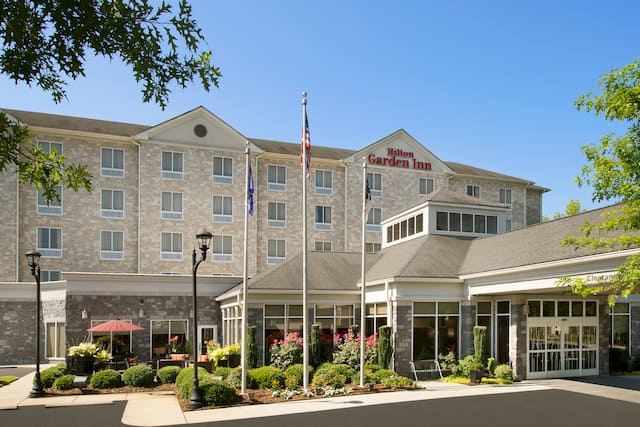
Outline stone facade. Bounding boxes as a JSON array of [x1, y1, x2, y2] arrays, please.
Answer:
[[0, 300, 38, 364], [391, 301, 413, 378]]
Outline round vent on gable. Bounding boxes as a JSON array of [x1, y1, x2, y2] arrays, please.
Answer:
[[194, 124, 207, 138]]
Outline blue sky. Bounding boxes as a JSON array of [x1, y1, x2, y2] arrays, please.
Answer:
[[2, 0, 639, 217]]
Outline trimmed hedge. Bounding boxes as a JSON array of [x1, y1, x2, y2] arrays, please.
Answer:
[[311, 363, 352, 388], [89, 369, 122, 389], [200, 377, 237, 406], [248, 366, 285, 389], [214, 366, 232, 379], [372, 369, 396, 384], [494, 364, 513, 382], [123, 364, 155, 387], [284, 364, 313, 387], [40, 363, 68, 388], [157, 366, 182, 384], [52, 374, 76, 390], [175, 366, 210, 390]]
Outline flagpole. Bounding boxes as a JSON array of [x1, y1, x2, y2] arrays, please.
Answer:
[[241, 141, 250, 394], [301, 92, 309, 391], [359, 158, 367, 387]]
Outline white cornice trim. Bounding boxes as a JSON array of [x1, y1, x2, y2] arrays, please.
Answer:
[[29, 126, 134, 143], [363, 277, 463, 287]]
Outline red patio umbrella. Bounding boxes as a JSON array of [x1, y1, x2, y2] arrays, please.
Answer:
[[87, 319, 144, 354]]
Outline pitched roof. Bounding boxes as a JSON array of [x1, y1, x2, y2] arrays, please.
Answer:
[[250, 138, 355, 161], [2, 108, 149, 137]]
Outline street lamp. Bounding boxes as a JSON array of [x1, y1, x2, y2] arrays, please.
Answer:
[[189, 229, 212, 409], [25, 249, 45, 398]]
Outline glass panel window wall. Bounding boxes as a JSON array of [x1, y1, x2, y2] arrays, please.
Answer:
[[413, 302, 459, 360]]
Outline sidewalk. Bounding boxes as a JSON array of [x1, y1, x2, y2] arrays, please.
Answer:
[[1, 368, 639, 427]]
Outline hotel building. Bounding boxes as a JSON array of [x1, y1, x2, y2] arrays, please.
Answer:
[[0, 106, 637, 379]]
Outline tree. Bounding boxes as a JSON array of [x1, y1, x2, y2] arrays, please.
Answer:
[[559, 59, 640, 304], [0, 0, 221, 202], [543, 199, 586, 222]]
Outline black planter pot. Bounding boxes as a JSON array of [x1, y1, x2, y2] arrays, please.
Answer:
[[225, 354, 241, 368], [67, 356, 96, 376], [469, 370, 482, 384]]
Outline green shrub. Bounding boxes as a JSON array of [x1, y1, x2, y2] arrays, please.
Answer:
[[473, 326, 487, 368], [175, 366, 210, 390], [283, 364, 313, 387], [89, 369, 122, 389], [247, 326, 258, 369], [332, 332, 377, 370], [310, 324, 321, 368], [52, 374, 76, 390], [214, 366, 232, 379], [373, 369, 396, 384], [201, 377, 237, 406], [494, 364, 513, 382], [380, 375, 415, 390], [178, 372, 214, 399], [269, 333, 303, 371], [311, 363, 351, 388], [157, 366, 182, 384], [438, 351, 458, 373], [285, 374, 298, 390], [365, 363, 381, 372], [487, 357, 498, 376], [248, 366, 285, 389], [40, 363, 67, 388], [225, 367, 257, 389], [351, 369, 375, 385], [123, 364, 155, 387], [458, 355, 476, 378], [378, 325, 393, 369]]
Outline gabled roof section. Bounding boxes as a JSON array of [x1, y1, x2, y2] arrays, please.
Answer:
[[445, 161, 550, 191], [342, 129, 454, 174], [250, 138, 355, 160], [1, 108, 149, 137], [134, 106, 262, 152]]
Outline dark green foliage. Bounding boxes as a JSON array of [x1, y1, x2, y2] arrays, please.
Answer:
[[52, 374, 76, 390], [380, 375, 415, 390], [247, 326, 258, 369], [350, 324, 359, 337], [39, 363, 67, 388], [89, 369, 122, 389], [178, 372, 212, 399], [311, 363, 353, 388], [284, 363, 313, 387], [248, 366, 285, 389], [473, 326, 487, 368], [494, 364, 513, 382], [175, 366, 210, 390], [377, 325, 392, 369], [487, 357, 498, 376], [373, 369, 396, 384], [122, 364, 155, 387], [214, 366, 232, 379], [157, 366, 182, 384], [201, 378, 237, 406], [310, 323, 321, 368], [225, 367, 256, 389]]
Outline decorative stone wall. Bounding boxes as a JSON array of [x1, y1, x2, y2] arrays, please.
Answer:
[[632, 305, 640, 360], [510, 303, 527, 379], [0, 300, 38, 364], [392, 301, 413, 377], [599, 301, 611, 375], [460, 302, 475, 357], [248, 306, 264, 366]]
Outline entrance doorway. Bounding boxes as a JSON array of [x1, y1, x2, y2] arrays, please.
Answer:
[[198, 325, 218, 356]]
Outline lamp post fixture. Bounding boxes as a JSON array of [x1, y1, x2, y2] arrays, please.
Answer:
[[25, 249, 45, 398], [188, 229, 212, 410]]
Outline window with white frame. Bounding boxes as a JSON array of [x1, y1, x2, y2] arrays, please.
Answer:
[[151, 320, 187, 359], [413, 302, 460, 360], [366, 303, 388, 336], [386, 213, 424, 244], [367, 172, 382, 197], [466, 185, 480, 198], [436, 211, 498, 235], [37, 186, 62, 215], [212, 234, 232, 262], [267, 165, 286, 191], [611, 303, 630, 354], [161, 192, 183, 220], [45, 322, 66, 358], [37, 227, 62, 257], [419, 178, 434, 195], [315, 170, 333, 195], [101, 147, 124, 177], [212, 195, 233, 223], [41, 270, 61, 282], [365, 242, 381, 253], [476, 301, 492, 358], [222, 306, 242, 347], [267, 202, 286, 228], [101, 189, 124, 218], [38, 141, 63, 154], [267, 239, 285, 264], [212, 156, 233, 184], [315, 205, 332, 230], [316, 304, 354, 356], [264, 305, 302, 361], [314, 241, 332, 252], [161, 151, 183, 179], [100, 230, 124, 260], [499, 188, 512, 207], [161, 232, 182, 260], [366, 207, 382, 232]]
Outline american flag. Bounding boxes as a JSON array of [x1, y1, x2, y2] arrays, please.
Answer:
[[247, 164, 254, 216], [301, 110, 311, 178], [365, 179, 372, 215]]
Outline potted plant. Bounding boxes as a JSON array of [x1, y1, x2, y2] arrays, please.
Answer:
[[469, 359, 484, 383], [168, 335, 188, 360], [67, 342, 99, 376], [213, 343, 241, 368]]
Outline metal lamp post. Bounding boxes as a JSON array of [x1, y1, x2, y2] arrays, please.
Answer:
[[25, 249, 45, 398], [188, 229, 212, 410]]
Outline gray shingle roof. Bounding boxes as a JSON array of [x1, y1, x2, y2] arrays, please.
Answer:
[[250, 138, 356, 161]]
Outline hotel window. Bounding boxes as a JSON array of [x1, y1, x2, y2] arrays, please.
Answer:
[[267, 239, 286, 265], [267, 202, 286, 228], [45, 322, 66, 359], [474, 215, 486, 234], [466, 185, 480, 198], [37, 227, 62, 258], [476, 302, 492, 358], [100, 230, 124, 260], [419, 178, 434, 195], [387, 213, 424, 243], [267, 165, 286, 191], [212, 234, 232, 262], [315, 170, 332, 195], [222, 306, 241, 347], [413, 302, 459, 359], [367, 172, 382, 197], [316, 304, 354, 357], [101, 189, 124, 218], [151, 320, 187, 359], [496, 301, 510, 364], [365, 242, 381, 253], [611, 303, 630, 354], [314, 241, 332, 252], [38, 141, 63, 154], [37, 186, 62, 215], [505, 219, 512, 232], [161, 192, 183, 220], [161, 151, 183, 180], [101, 147, 124, 177], [499, 188, 512, 206], [212, 195, 233, 223], [366, 208, 382, 232], [160, 232, 182, 260], [264, 304, 303, 362], [213, 156, 233, 184], [41, 270, 61, 282], [315, 205, 332, 230], [366, 303, 388, 336]]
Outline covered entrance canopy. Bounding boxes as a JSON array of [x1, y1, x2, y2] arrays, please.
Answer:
[[87, 319, 144, 354]]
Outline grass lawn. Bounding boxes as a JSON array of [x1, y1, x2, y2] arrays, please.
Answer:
[[0, 376, 18, 387]]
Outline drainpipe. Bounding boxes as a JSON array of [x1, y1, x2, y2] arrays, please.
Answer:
[[132, 139, 141, 273], [15, 170, 19, 281]]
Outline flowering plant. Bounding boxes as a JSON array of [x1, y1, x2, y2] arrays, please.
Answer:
[[212, 343, 241, 365], [95, 349, 112, 363], [68, 342, 99, 358], [167, 335, 180, 354], [205, 339, 220, 361], [332, 331, 378, 370], [269, 332, 303, 371]]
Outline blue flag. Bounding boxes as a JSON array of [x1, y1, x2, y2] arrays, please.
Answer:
[[248, 164, 254, 216]]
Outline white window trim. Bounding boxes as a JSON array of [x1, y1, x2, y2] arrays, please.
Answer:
[[314, 241, 332, 252], [38, 141, 63, 155], [36, 186, 63, 215], [367, 172, 383, 198], [212, 156, 233, 184], [161, 192, 183, 221], [366, 207, 382, 232], [267, 239, 286, 265], [101, 147, 125, 178], [314, 169, 333, 195], [267, 201, 287, 228], [466, 184, 480, 198], [100, 230, 124, 260], [160, 232, 183, 261], [419, 177, 434, 195], [499, 188, 513, 209], [37, 227, 62, 258], [315, 205, 332, 231], [267, 164, 287, 191], [212, 234, 233, 262], [212, 195, 233, 224], [161, 151, 184, 180], [100, 189, 125, 219]]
